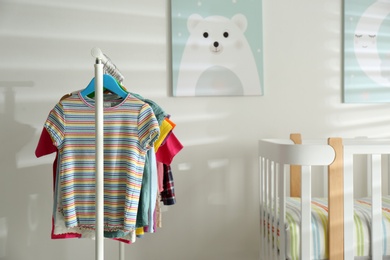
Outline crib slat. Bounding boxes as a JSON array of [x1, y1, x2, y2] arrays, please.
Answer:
[[301, 165, 311, 260], [290, 133, 302, 197], [259, 157, 265, 260], [273, 162, 278, 259], [267, 159, 273, 260], [265, 159, 270, 259], [278, 164, 286, 260], [328, 138, 344, 260], [371, 154, 382, 260]]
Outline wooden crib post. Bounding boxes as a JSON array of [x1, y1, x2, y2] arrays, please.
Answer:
[[328, 138, 344, 260], [290, 133, 302, 197]]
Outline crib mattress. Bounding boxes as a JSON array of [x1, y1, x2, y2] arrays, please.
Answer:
[[276, 196, 390, 260]]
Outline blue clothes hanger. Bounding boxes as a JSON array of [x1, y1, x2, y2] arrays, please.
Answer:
[[80, 74, 128, 99]]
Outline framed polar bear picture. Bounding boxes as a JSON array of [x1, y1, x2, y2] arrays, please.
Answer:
[[344, 0, 390, 102], [170, 0, 264, 97]]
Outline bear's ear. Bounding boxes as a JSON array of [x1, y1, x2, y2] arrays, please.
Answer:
[[187, 14, 203, 33], [232, 13, 248, 32]]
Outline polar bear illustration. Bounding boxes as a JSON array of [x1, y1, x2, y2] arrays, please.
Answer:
[[175, 13, 262, 96]]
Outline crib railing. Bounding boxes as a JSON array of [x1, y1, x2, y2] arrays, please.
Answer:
[[259, 138, 335, 260], [258, 136, 390, 260]]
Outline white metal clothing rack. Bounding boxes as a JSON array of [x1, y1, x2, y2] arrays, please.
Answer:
[[91, 47, 126, 260]]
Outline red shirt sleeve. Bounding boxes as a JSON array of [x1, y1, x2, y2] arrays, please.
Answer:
[[35, 127, 56, 157]]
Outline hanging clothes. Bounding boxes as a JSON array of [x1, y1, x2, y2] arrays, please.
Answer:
[[43, 91, 159, 235], [36, 87, 184, 243]]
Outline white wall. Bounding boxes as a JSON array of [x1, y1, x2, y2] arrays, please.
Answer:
[[1, 0, 390, 260]]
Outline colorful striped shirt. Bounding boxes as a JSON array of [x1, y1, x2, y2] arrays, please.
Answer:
[[44, 92, 159, 233]]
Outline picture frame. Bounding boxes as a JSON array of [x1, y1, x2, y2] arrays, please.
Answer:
[[343, 0, 390, 103], [170, 0, 264, 97]]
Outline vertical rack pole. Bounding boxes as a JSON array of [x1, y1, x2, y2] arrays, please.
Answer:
[[91, 47, 125, 260], [95, 58, 104, 260], [119, 243, 125, 260]]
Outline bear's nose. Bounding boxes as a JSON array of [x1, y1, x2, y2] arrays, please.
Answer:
[[213, 41, 219, 48]]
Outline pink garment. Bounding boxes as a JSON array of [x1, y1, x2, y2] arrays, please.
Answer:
[[157, 162, 164, 193], [155, 132, 183, 165]]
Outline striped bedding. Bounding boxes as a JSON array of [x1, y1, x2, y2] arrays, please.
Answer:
[[275, 196, 390, 260]]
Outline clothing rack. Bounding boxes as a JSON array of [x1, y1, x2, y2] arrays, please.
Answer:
[[90, 47, 125, 260]]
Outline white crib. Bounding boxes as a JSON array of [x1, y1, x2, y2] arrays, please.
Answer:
[[258, 134, 390, 260]]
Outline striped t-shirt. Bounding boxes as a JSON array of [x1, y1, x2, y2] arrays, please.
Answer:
[[44, 92, 160, 233]]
